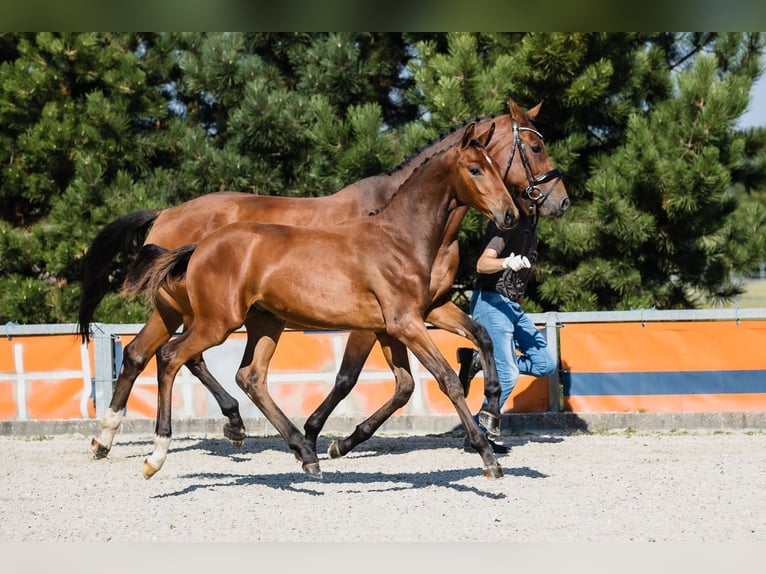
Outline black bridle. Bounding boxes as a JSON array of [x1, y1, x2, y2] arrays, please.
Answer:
[[502, 119, 562, 210]]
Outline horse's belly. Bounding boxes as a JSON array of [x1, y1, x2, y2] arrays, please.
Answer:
[[256, 284, 385, 332]]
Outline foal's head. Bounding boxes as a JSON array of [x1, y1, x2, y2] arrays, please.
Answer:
[[454, 122, 519, 230]]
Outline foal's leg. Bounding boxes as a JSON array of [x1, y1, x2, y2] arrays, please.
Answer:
[[327, 334, 414, 458], [143, 324, 227, 479], [424, 301, 502, 435], [236, 312, 322, 478], [303, 330, 377, 453], [91, 309, 178, 459], [391, 316, 503, 479]]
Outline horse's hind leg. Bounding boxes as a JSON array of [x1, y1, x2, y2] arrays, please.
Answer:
[[328, 334, 414, 458], [143, 324, 223, 479], [184, 354, 246, 446], [424, 301, 502, 435], [304, 330, 377, 453], [91, 309, 178, 458], [236, 312, 322, 479]]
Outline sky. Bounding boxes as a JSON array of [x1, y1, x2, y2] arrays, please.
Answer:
[[738, 75, 766, 128]]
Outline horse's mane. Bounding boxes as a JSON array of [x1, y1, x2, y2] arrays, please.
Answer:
[[384, 112, 506, 177], [368, 139, 474, 217], [364, 112, 507, 218]]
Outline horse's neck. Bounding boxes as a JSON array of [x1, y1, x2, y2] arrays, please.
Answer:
[[441, 204, 470, 248], [376, 153, 458, 259]]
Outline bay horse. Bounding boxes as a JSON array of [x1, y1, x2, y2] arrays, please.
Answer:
[[126, 123, 518, 480], [81, 99, 568, 459]]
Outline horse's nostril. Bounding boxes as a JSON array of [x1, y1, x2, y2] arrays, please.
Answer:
[[504, 209, 517, 228], [561, 197, 571, 211]]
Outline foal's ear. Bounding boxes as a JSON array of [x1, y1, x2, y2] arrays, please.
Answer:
[[460, 122, 477, 148], [476, 122, 495, 147]]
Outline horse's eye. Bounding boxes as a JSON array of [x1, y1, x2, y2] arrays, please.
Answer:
[[469, 167, 482, 176], [531, 144, 542, 153]]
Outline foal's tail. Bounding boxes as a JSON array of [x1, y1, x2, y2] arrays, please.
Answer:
[[78, 210, 159, 344], [122, 244, 196, 303]]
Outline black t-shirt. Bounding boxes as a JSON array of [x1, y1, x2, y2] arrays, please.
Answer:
[[473, 213, 538, 302]]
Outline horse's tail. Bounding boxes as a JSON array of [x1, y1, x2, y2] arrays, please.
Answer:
[[77, 210, 159, 344], [122, 244, 196, 303]]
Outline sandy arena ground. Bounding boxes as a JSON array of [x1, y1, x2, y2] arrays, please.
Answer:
[[1, 429, 764, 543]]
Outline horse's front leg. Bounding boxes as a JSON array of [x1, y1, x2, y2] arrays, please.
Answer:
[[424, 301, 502, 435], [393, 317, 503, 479], [304, 330, 377, 453], [327, 334, 414, 458]]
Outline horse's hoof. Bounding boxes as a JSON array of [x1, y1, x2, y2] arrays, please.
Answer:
[[302, 462, 323, 479], [327, 440, 343, 459], [223, 422, 246, 446], [479, 410, 501, 436], [142, 458, 161, 480], [91, 437, 110, 459], [483, 464, 503, 479]]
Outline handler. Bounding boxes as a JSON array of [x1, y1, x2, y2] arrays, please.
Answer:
[[456, 209, 557, 453]]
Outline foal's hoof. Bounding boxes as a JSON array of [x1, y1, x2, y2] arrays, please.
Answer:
[[90, 437, 110, 459], [479, 410, 501, 436], [483, 463, 503, 480], [302, 462, 323, 480], [142, 458, 161, 480], [223, 422, 246, 447], [327, 440, 343, 459]]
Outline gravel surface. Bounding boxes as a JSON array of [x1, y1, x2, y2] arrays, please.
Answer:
[[1, 429, 764, 542]]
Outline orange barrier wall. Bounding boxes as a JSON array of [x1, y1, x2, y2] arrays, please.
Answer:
[[111, 329, 548, 421], [559, 320, 766, 412], [0, 334, 95, 420], [8, 318, 764, 421]]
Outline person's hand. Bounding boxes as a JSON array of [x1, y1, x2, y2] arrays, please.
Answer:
[[501, 253, 531, 272]]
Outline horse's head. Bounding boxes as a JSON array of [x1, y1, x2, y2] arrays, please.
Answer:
[[455, 122, 519, 230], [492, 99, 570, 219]]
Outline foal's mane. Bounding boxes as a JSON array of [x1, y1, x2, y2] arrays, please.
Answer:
[[364, 113, 506, 218], [384, 112, 505, 177]]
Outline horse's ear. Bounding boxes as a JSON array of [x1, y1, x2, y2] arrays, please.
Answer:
[[476, 122, 495, 147], [460, 122, 477, 148], [527, 101, 542, 120], [508, 99, 523, 120]]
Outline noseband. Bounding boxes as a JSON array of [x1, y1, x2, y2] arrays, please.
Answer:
[[502, 119, 562, 208]]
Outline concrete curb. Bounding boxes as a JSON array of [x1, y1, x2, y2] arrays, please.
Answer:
[[3, 411, 766, 438]]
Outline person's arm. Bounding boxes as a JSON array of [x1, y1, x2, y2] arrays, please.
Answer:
[[476, 247, 530, 274]]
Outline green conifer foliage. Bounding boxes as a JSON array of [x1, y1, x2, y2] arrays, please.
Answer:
[[0, 33, 764, 324]]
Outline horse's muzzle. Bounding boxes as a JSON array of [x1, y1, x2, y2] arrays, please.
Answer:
[[502, 208, 518, 229]]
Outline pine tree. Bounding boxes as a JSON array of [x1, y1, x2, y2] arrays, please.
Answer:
[[405, 32, 766, 311], [536, 33, 765, 310], [1, 33, 764, 324], [0, 32, 172, 323]]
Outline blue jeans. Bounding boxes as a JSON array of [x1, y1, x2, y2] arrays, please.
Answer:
[[469, 289, 557, 413]]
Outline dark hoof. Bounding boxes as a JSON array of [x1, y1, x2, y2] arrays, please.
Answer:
[[302, 462, 323, 479], [223, 422, 246, 446], [463, 436, 509, 454], [479, 410, 501, 436], [91, 437, 110, 459], [483, 463, 503, 479], [327, 440, 343, 459]]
